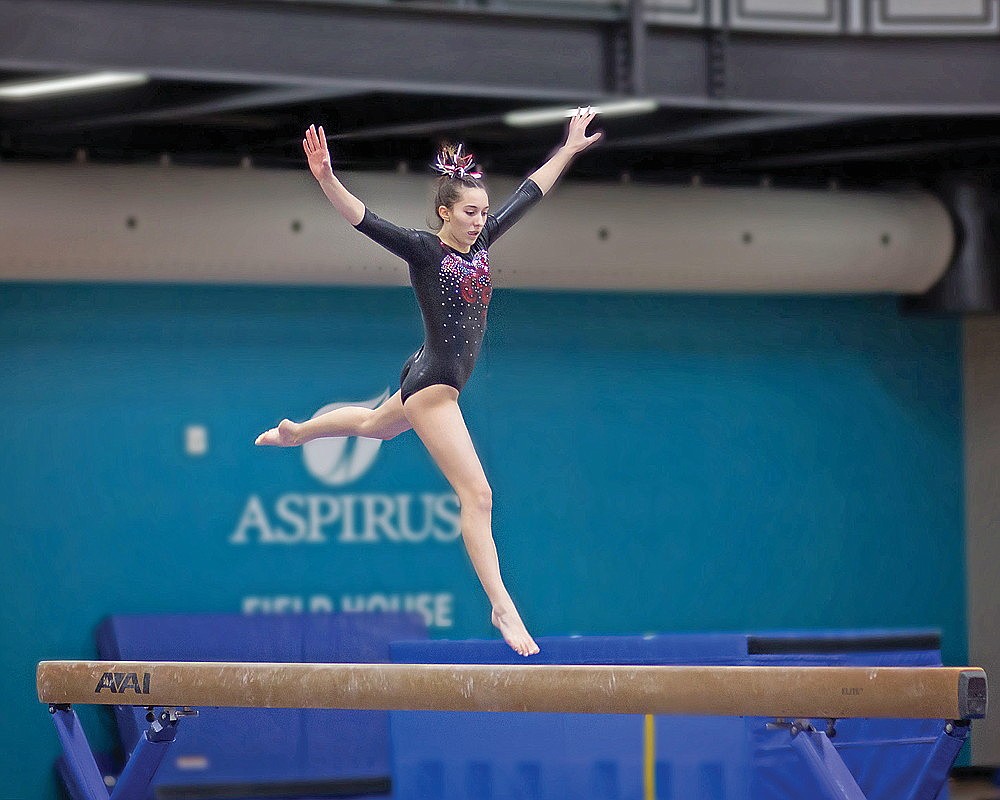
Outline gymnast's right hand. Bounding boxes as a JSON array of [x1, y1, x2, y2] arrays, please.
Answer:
[[303, 124, 334, 183]]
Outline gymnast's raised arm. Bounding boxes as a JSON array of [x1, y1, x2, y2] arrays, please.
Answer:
[[303, 124, 365, 226], [484, 108, 604, 244], [526, 107, 603, 196], [304, 123, 419, 261]]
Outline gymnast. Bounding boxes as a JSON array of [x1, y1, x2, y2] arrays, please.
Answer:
[[256, 109, 602, 656]]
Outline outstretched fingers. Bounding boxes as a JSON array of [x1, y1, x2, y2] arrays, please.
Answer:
[[302, 124, 336, 179], [565, 106, 602, 152], [302, 124, 328, 155], [314, 124, 328, 153]]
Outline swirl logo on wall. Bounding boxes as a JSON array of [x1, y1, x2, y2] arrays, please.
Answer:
[[302, 388, 391, 486]]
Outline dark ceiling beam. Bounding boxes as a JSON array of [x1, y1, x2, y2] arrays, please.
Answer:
[[495, 111, 865, 162], [0, 0, 612, 99], [644, 97, 1000, 116], [600, 112, 864, 150], [641, 26, 1000, 112], [625, 0, 646, 95], [36, 86, 367, 132], [324, 113, 507, 142], [740, 136, 1000, 169], [6, 0, 1000, 115]]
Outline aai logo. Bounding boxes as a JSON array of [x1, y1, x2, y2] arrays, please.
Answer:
[[302, 389, 390, 486], [95, 671, 151, 695]]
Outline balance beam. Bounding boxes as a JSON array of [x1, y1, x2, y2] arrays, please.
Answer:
[[37, 661, 988, 720]]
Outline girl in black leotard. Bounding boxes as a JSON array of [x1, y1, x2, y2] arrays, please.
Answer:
[[256, 111, 602, 656], [356, 173, 542, 403]]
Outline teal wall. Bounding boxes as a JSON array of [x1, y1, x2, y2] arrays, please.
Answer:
[[0, 284, 966, 799]]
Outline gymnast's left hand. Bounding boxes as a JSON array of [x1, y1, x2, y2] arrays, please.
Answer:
[[563, 107, 603, 155]]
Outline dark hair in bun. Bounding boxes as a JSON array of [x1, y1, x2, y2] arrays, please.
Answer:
[[430, 142, 486, 232]]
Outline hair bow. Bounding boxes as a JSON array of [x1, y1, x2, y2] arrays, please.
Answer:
[[432, 144, 483, 179]]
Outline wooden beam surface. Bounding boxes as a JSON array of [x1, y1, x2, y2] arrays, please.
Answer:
[[36, 661, 988, 720]]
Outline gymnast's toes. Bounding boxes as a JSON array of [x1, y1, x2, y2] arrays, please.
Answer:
[[254, 428, 278, 446], [492, 609, 539, 657], [255, 419, 299, 447]]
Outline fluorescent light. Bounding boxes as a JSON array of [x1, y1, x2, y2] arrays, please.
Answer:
[[0, 72, 149, 100], [504, 99, 658, 128]]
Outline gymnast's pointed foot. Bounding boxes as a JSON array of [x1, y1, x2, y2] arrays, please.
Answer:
[[254, 419, 302, 447], [492, 607, 540, 657]]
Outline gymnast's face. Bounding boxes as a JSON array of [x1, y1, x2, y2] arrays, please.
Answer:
[[439, 187, 489, 248]]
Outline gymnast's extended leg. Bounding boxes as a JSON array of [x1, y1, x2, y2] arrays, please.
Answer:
[[402, 384, 539, 657], [254, 390, 411, 446]]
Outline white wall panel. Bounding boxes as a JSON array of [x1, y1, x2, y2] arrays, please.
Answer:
[[0, 163, 953, 293]]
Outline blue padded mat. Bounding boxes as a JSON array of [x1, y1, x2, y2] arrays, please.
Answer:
[[96, 612, 426, 799], [389, 631, 947, 800]]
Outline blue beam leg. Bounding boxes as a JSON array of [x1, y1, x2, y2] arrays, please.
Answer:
[[788, 722, 868, 800], [108, 708, 188, 800], [50, 706, 111, 800], [905, 721, 971, 800]]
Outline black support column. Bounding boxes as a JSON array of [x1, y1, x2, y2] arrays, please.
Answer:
[[904, 175, 1000, 314]]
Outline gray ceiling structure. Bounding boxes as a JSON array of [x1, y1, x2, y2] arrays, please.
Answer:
[[2, 0, 1000, 185]]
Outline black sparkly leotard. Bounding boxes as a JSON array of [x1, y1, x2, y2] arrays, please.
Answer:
[[354, 179, 543, 402]]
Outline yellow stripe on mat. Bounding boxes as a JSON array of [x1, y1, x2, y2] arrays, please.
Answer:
[[644, 713, 655, 800]]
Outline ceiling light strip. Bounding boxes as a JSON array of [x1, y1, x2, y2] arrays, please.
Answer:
[[0, 72, 149, 100], [504, 99, 658, 127]]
